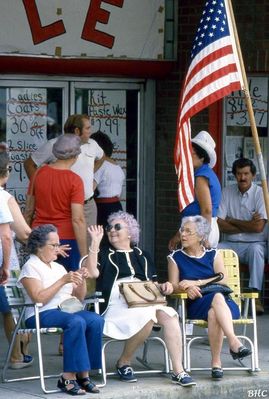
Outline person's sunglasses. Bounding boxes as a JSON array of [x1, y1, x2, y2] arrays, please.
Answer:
[[105, 223, 125, 232]]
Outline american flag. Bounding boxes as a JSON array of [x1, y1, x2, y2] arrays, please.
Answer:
[[174, 0, 243, 211]]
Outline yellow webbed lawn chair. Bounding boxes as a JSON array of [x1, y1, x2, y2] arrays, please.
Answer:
[[172, 249, 259, 373]]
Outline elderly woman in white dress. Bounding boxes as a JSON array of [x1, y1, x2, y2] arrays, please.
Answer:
[[81, 210, 196, 387]]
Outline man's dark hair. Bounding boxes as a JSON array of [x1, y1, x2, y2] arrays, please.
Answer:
[[232, 158, 256, 176]]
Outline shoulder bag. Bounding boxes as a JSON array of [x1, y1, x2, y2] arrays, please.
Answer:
[[119, 281, 167, 308], [199, 272, 233, 295], [58, 296, 84, 313]]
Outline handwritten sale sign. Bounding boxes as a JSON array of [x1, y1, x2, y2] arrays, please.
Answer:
[[6, 88, 47, 189], [226, 77, 268, 127]]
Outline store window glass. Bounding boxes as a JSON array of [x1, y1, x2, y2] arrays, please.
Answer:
[[0, 86, 63, 209], [74, 88, 138, 217], [224, 76, 268, 185]]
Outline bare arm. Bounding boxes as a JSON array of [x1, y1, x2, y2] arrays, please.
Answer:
[[21, 271, 83, 304], [167, 257, 181, 293], [81, 225, 103, 278], [0, 223, 12, 284], [195, 176, 212, 223], [24, 157, 37, 180], [71, 203, 87, 257], [8, 196, 31, 242], [168, 231, 181, 251]]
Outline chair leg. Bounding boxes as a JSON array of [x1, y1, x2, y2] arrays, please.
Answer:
[[251, 298, 260, 371], [98, 338, 115, 387], [181, 300, 188, 371], [2, 308, 26, 382], [34, 306, 61, 394]]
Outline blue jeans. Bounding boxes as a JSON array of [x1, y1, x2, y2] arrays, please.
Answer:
[[26, 309, 104, 372]]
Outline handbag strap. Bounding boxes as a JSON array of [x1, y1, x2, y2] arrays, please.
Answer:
[[128, 283, 157, 302], [200, 272, 224, 288]]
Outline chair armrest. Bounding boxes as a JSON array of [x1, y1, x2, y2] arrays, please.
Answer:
[[170, 293, 188, 299], [241, 292, 259, 299], [84, 298, 105, 304], [85, 291, 103, 299]]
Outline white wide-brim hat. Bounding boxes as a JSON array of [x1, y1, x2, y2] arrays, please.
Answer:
[[191, 130, 217, 168]]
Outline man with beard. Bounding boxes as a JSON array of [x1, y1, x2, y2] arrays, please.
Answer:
[[217, 158, 267, 315]]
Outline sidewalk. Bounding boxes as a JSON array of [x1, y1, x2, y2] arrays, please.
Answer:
[[0, 314, 268, 399]]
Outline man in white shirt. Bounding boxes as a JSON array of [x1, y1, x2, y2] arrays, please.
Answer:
[[24, 114, 104, 229], [218, 158, 268, 315]]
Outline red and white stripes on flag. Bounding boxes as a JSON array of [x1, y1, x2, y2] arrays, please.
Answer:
[[174, 0, 244, 211]]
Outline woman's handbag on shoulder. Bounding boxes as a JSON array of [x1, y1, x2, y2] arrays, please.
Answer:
[[119, 281, 167, 308], [199, 272, 233, 295], [58, 297, 84, 313]]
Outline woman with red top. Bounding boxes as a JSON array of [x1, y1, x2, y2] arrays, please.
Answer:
[[27, 134, 87, 272]]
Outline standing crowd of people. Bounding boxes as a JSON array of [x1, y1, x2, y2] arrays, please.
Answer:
[[0, 115, 264, 394]]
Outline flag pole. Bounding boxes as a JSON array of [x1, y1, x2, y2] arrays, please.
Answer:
[[227, 0, 269, 221]]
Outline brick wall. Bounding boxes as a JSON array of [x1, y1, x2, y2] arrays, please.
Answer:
[[154, 0, 269, 280]]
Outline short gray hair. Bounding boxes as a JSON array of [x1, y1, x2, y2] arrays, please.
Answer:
[[27, 224, 57, 254], [52, 134, 81, 160], [181, 215, 210, 240], [107, 211, 140, 246]]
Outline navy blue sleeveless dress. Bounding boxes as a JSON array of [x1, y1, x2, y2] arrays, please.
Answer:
[[169, 248, 240, 320]]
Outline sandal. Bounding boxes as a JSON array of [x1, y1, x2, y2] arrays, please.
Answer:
[[230, 345, 252, 360], [57, 376, 86, 396], [77, 376, 100, 393], [211, 367, 223, 379]]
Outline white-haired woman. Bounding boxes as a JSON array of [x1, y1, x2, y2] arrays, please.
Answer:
[[81, 211, 196, 388], [168, 215, 251, 379]]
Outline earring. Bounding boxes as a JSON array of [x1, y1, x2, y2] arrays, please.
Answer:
[[128, 235, 131, 239]]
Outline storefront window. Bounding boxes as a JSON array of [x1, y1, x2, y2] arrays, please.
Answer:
[[74, 87, 139, 217], [223, 76, 268, 185]]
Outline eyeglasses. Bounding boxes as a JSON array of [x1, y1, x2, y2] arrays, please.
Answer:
[[47, 243, 61, 249], [179, 228, 197, 236], [105, 223, 126, 232]]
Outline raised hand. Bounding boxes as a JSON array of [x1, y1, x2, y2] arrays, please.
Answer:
[[87, 225, 104, 246], [58, 244, 71, 258]]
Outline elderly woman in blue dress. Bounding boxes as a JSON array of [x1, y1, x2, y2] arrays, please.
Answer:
[[82, 211, 196, 387], [18, 224, 104, 395], [168, 215, 252, 379]]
